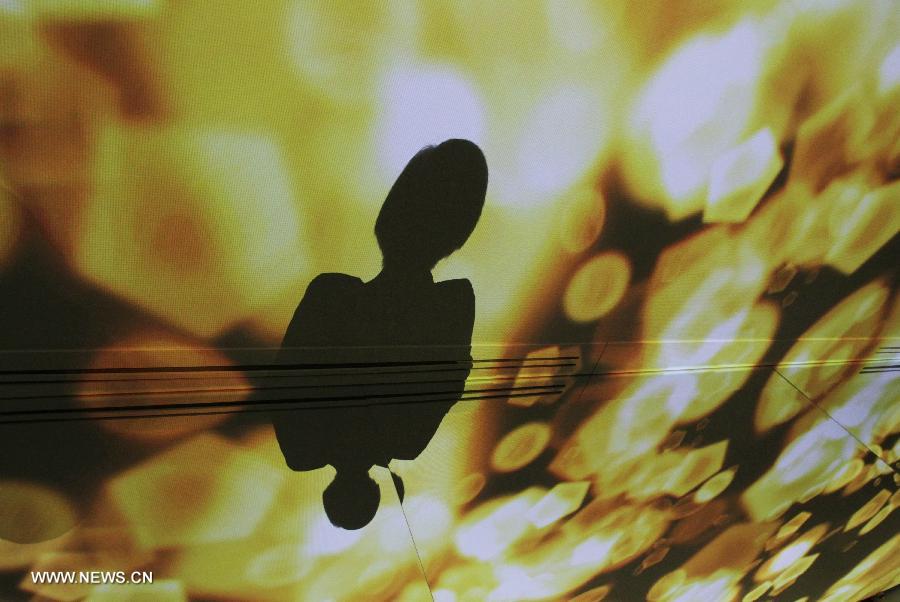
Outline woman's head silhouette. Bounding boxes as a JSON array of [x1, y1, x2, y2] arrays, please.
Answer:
[[323, 465, 380, 530], [375, 139, 488, 271]]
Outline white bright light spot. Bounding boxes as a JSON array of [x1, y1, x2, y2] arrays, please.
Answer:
[[878, 44, 900, 94], [304, 514, 365, 556], [546, 0, 606, 53], [375, 64, 486, 181], [704, 127, 782, 224], [629, 20, 767, 219], [514, 85, 607, 204], [0, 0, 25, 15], [570, 535, 618, 566]]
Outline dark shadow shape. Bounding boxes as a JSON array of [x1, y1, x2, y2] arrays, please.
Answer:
[[271, 139, 487, 530]]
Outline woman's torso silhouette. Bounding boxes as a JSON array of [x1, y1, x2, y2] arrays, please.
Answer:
[[272, 270, 474, 471]]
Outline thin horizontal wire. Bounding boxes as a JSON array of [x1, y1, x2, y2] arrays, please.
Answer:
[[0, 383, 564, 418], [0, 371, 586, 403], [0, 364, 580, 387], [0, 389, 561, 426], [0, 356, 579, 377]]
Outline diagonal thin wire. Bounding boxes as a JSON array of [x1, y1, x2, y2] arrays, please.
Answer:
[[773, 367, 898, 474]]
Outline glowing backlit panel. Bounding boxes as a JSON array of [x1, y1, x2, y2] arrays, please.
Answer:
[[0, 1, 898, 601]]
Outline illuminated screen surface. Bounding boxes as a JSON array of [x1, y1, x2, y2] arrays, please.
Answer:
[[0, 1, 898, 601]]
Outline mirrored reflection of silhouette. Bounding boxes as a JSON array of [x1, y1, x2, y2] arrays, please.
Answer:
[[272, 139, 487, 530]]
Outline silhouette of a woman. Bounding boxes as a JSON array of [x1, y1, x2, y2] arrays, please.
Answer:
[[272, 139, 487, 530]]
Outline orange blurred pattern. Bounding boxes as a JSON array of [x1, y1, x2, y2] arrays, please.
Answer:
[[0, 1, 898, 601]]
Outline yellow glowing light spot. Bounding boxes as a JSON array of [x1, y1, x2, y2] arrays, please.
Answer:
[[820, 534, 900, 602], [244, 544, 309, 587], [694, 467, 737, 503], [878, 44, 900, 94], [788, 83, 882, 191], [0, 481, 77, 544], [758, 541, 811, 581], [78, 331, 241, 441], [754, 371, 811, 434], [549, 441, 594, 482], [647, 569, 687, 602], [824, 180, 900, 274], [640, 545, 670, 572], [669, 500, 728, 544], [661, 430, 687, 450], [820, 584, 863, 602], [563, 504, 670, 584], [81, 127, 307, 337], [770, 553, 819, 596], [375, 64, 486, 189], [846, 489, 891, 532], [626, 20, 769, 219], [509, 346, 569, 407], [563, 252, 631, 323], [742, 581, 772, 602], [34, 0, 158, 19], [435, 563, 495, 600], [859, 504, 893, 535], [568, 584, 612, 602], [666, 441, 729, 498], [108, 434, 283, 548], [773, 512, 812, 543], [768, 278, 890, 403], [84, 580, 187, 602], [844, 462, 880, 496], [767, 263, 797, 294], [527, 481, 590, 528], [704, 128, 782, 224], [575, 377, 694, 490], [682, 522, 778, 581], [491, 422, 552, 473], [757, 523, 829, 583], [285, 1, 415, 103], [559, 189, 606, 254], [453, 473, 487, 505], [658, 569, 743, 602]]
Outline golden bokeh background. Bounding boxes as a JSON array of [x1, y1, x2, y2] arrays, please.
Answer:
[[0, 0, 898, 600]]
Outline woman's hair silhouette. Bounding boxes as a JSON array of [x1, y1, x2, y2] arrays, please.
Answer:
[[274, 138, 485, 530], [375, 139, 488, 271]]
